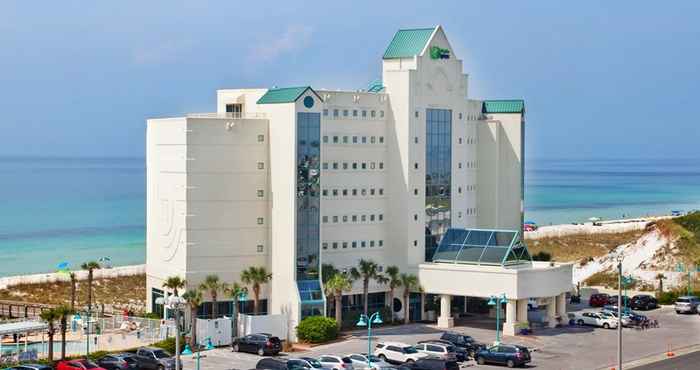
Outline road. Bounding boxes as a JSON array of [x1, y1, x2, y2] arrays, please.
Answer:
[[633, 350, 700, 370]]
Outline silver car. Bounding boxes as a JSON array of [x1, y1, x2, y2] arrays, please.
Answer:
[[346, 354, 393, 370], [318, 355, 355, 370], [675, 296, 700, 314]]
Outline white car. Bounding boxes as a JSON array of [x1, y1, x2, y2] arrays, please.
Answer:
[[318, 355, 354, 370], [570, 311, 618, 329], [346, 354, 393, 370], [374, 342, 429, 364]]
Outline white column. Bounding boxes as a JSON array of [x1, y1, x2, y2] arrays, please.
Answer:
[[556, 293, 567, 316], [547, 296, 557, 328], [503, 299, 517, 336], [437, 295, 454, 328], [516, 299, 528, 323]]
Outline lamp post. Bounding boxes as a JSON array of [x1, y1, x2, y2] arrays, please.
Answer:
[[487, 294, 507, 344], [156, 295, 187, 370], [621, 275, 634, 313], [617, 256, 623, 370], [356, 312, 383, 369], [232, 290, 248, 340]]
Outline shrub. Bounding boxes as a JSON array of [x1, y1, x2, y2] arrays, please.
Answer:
[[152, 336, 185, 354], [296, 316, 338, 343], [532, 251, 552, 261]]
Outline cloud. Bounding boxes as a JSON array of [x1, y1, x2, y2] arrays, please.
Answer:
[[249, 25, 313, 62]]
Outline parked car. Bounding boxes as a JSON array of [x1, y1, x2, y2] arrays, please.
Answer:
[[607, 295, 631, 306], [439, 332, 485, 358], [5, 365, 53, 370], [135, 347, 180, 370], [56, 359, 107, 370], [396, 358, 459, 370], [375, 342, 429, 364], [588, 293, 610, 307], [475, 344, 531, 368], [346, 354, 393, 370], [413, 342, 458, 362], [674, 296, 700, 314], [288, 358, 323, 370], [317, 355, 354, 370], [97, 353, 138, 370], [569, 311, 618, 329], [256, 358, 309, 370], [598, 310, 633, 327], [232, 333, 283, 356], [630, 295, 658, 310], [416, 340, 468, 361]]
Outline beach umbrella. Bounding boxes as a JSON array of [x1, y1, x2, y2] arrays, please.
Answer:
[[57, 261, 70, 275], [524, 220, 537, 225]]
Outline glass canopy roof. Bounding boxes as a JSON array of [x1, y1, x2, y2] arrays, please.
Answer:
[[431, 228, 532, 266]]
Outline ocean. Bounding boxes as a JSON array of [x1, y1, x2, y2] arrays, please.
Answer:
[[1, 156, 699, 277]]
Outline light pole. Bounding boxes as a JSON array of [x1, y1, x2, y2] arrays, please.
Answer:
[[487, 294, 507, 344], [156, 295, 187, 370], [621, 275, 634, 313], [617, 256, 623, 370], [232, 290, 248, 340], [356, 312, 383, 369]]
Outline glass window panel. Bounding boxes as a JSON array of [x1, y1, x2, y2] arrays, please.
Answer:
[[490, 232, 516, 246], [479, 246, 509, 264], [455, 245, 486, 264], [465, 230, 492, 246]]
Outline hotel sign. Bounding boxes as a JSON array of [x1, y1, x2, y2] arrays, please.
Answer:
[[430, 46, 450, 59]]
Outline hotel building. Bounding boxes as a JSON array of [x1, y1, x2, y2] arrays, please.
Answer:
[[146, 26, 572, 338]]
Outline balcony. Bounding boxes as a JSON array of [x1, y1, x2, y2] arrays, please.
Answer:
[[186, 112, 267, 119]]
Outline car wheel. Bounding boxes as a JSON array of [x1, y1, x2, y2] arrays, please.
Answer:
[[603, 323, 610, 329], [379, 354, 388, 362], [232, 344, 239, 352], [477, 357, 486, 365], [405, 359, 415, 364], [577, 319, 584, 326], [257, 346, 265, 356], [507, 359, 515, 368], [676, 310, 681, 314]]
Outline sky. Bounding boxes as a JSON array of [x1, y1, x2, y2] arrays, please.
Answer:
[[1, 1, 699, 160]]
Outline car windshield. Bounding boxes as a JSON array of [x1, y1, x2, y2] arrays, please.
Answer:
[[677, 298, 689, 303], [80, 360, 100, 369], [306, 360, 322, 368], [403, 347, 418, 354], [446, 346, 455, 352], [367, 355, 382, 362], [153, 350, 171, 359]]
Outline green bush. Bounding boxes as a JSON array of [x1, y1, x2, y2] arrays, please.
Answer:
[[152, 336, 185, 354], [296, 316, 338, 343], [532, 251, 552, 261]]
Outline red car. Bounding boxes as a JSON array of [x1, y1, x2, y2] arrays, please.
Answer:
[[589, 293, 610, 307], [56, 359, 107, 370]]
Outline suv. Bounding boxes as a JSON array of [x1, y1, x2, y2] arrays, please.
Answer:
[[570, 311, 618, 329], [439, 332, 485, 358], [97, 353, 138, 370], [233, 333, 282, 356], [476, 344, 531, 368], [417, 340, 467, 361], [413, 342, 458, 362], [675, 296, 700, 314], [256, 358, 310, 370], [589, 293, 610, 307], [135, 347, 180, 370], [630, 295, 658, 311], [396, 358, 459, 370], [375, 342, 429, 364]]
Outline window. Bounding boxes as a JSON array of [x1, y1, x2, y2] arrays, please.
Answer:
[[361, 189, 367, 196], [332, 242, 338, 249], [414, 162, 419, 169], [380, 110, 385, 117], [333, 109, 339, 117], [362, 136, 367, 143], [352, 162, 358, 170], [458, 187, 462, 194], [458, 162, 462, 169], [352, 215, 358, 222], [379, 188, 384, 195], [378, 214, 383, 221], [322, 243, 329, 250], [353, 109, 358, 117], [459, 137, 463, 144], [379, 162, 384, 170], [322, 162, 328, 170], [342, 215, 348, 222], [332, 189, 339, 196], [361, 215, 367, 222], [333, 162, 339, 170], [257, 190, 264, 197], [257, 245, 264, 253], [458, 212, 462, 218], [370, 240, 375, 247], [257, 162, 265, 170], [415, 111, 419, 118], [362, 110, 367, 117], [371, 110, 376, 118], [343, 109, 349, 117], [352, 188, 358, 196], [459, 113, 463, 119], [414, 188, 418, 195], [361, 163, 367, 170], [352, 241, 357, 248], [370, 136, 376, 144], [343, 162, 348, 170], [342, 189, 348, 196], [353, 136, 358, 143], [343, 136, 349, 144], [225, 103, 242, 117], [323, 109, 329, 116], [323, 136, 328, 143], [379, 136, 384, 143], [322, 216, 328, 223], [322, 189, 328, 196], [332, 216, 338, 223], [257, 217, 264, 225], [414, 214, 418, 221], [414, 240, 418, 246], [333, 136, 339, 143], [370, 214, 375, 221], [361, 241, 367, 248], [342, 242, 348, 249], [257, 134, 265, 142], [414, 137, 419, 143], [370, 162, 375, 169], [378, 240, 383, 247], [370, 188, 375, 196]]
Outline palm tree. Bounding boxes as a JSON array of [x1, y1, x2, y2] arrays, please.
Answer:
[[40, 308, 60, 362], [199, 275, 226, 319], [400, 273, 421, 324], [321, 263, 339, 284], [225, 282, 247, 337], [80, 261, 101, 312], [656, 273, 666, 296], [350, 259, 386, 316], [54, 305, 73, 360], [241, 266, 272, 315], [163, 276, 186, 297], [182, 289, 202, 348], [385, 266, 401, 323], [69, 272, 77, 311], [324, 273, 353, 329]]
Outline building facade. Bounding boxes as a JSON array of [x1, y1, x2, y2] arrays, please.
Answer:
[[146, 26, 572, 339]]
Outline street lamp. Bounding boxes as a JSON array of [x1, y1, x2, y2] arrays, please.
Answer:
[[231, 289, 248, 340], [621, 275, 634, 312], [487, 294, 507, 344], [617, 256, 623, 370], [356, 312, 383, 369], [156, 295, 187, 370]]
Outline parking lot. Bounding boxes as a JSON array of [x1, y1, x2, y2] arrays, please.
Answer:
[[182, 306, 700, 370]]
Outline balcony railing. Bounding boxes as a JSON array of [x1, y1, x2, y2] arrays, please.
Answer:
[[186, 112, 267, 119]]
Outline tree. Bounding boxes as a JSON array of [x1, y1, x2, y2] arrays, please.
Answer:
[[321, 264, 339, 284], [53, 305, 73, 360], [384, 266, 401, 323], [324, 273, 353, 328], [182, 289, 202, 348], [350, 259, 386, 316], [69, 272, 77, 311], [241, 267, 272, 315], [40, 308, 60, 362], [400, 273, 421, 324], [532, 251, 552, 262], [80, 261, 101, 312], [225, 282, 247, 337], [163, 276, 186, 297], [199, 275, 226, 319], [656, 273, 666, 296]]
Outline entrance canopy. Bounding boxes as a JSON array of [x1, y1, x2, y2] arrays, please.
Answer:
[[0, 320, 47, 336], [431, 228, 531, 266]]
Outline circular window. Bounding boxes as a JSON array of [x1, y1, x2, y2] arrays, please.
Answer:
[[303, 96, 314, 109], [393, 298, 403, 313]]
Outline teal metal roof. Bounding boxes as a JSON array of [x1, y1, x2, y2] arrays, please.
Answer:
[[383, 27, 436, 59], [483, 100, 525, 114], [431, 228, 532, 266], [366, 79, 384, 93], [257, 86, 321, 104]]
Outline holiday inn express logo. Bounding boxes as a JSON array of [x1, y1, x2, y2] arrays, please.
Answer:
[[430, 46, 450, 59]]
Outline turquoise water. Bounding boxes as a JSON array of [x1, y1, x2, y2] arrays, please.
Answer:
[[1, 157, 699, 277]]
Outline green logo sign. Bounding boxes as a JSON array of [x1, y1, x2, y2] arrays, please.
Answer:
[[430, 46, 450, 59]]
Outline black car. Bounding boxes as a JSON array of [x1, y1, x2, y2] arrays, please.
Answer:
[[255, 358, 309, 370], [97, 353, 138, 370], [397, 358, 459, 370], [476, 344, 531, 368], [630, 295, 658, 310], [233, 333, 283, 356], [5, 365, 52, 370], [417, 340, 468, 361], [439, 332, 485, 358]]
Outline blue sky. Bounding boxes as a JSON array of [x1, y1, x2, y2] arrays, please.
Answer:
[[1, 1, 698, 160]]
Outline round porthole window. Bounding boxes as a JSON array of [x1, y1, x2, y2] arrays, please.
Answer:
[[303, 96, 314, 109]]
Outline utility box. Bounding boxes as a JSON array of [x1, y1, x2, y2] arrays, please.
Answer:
[[196, 318, 232, 347]]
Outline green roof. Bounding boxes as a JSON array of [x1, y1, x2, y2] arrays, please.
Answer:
[[383, 27, 436, 59], [257, 86, 321, 104], [483, 100, 525, 114]]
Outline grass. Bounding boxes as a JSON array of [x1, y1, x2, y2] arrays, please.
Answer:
[[525, 230, 645, 262], [656, 212, 700, 264]]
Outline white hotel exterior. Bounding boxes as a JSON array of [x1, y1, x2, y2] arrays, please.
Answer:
[[146, 26, 572, 338]]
